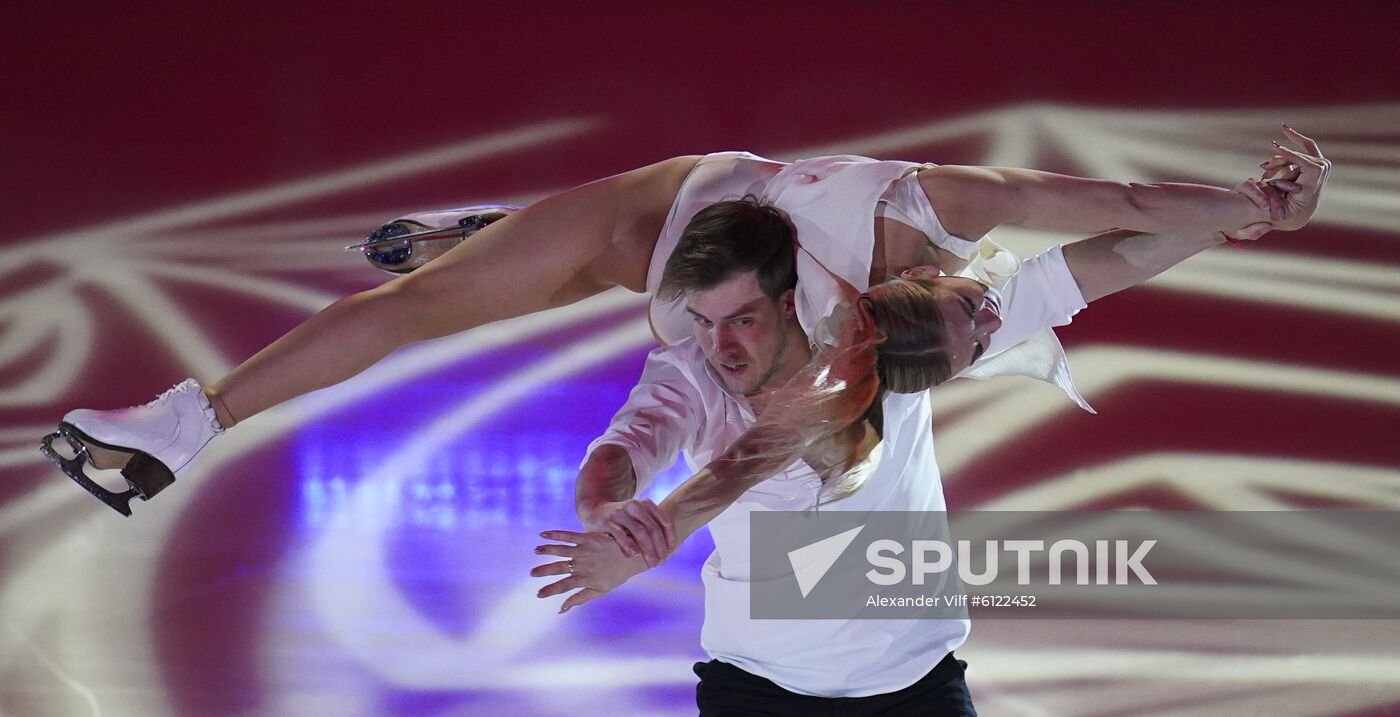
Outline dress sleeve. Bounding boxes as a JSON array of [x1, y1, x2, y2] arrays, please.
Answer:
[[582, 348, 702, 495]]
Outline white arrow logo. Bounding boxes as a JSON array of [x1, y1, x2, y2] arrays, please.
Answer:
[[787, 525, 865, 598]]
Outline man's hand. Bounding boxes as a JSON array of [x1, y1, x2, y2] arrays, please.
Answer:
[[1257, 124, 1330, 232], [579, 498, 676, 567], [532, 530, 648, 613]]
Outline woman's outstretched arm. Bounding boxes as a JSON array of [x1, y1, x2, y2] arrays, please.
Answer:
[[915, 125, 1327, 243]]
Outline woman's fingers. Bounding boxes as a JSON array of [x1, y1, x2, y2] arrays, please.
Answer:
[[1260, 155, 1292, 180], [1224, 222, 1273, 242], [534, 543, 577, 558], [1281, 123, 1322, 157], [536, 575, 582, 598], [532, 526, 652, 611], [1271, 143, 1324, 173], [559, 588, 605, 613], [1236, 179, 1280, 221], [530, 560, 573, 577], [1262, 125, 1327, 189]]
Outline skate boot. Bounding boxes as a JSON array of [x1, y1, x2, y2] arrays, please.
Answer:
[[345, 204, 518, 274], [40, 379, 224, 516]]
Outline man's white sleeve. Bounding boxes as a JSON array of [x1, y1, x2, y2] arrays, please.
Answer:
[[983, 244, 1088, 356], [583, 349, 701, 495], [959, 244, 1095, 411]]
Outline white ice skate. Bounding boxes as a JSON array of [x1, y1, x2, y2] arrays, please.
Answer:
[[40, 379, 224, 516]]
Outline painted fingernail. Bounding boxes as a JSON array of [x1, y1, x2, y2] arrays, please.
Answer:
[[559, 606, 570, 614], [1272, 141, 1281, 147]]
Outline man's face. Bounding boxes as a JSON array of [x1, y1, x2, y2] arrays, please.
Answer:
[[685, 272, 798, 396], [901, 267, 1003, 376]]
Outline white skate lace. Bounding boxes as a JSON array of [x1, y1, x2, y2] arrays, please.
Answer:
[[145, 379, 225, 433]]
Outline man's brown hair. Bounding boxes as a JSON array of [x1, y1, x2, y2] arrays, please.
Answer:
[[658, 197, 797, 301]]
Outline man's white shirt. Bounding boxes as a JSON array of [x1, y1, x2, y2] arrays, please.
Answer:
[[586, 246, 1087, 697]]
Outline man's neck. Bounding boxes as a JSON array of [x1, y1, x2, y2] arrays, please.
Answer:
[[744, 323, 813, 416]]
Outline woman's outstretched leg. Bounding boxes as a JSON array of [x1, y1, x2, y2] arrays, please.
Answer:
[[45, 156, 701, 514]]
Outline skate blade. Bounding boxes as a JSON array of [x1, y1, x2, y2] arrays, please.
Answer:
[[39, 424, 177, 517]]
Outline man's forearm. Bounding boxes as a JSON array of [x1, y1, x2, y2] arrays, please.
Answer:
[[1062, 229, 1225, 303], [574, 444, 638, 524]]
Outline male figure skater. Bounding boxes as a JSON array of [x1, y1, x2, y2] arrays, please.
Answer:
[[536, 155, 1327, 713]]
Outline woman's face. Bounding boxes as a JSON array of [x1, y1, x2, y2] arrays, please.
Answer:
[[899, 267, 1003, 375]]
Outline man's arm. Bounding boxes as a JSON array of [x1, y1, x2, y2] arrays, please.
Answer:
[[538, 416, 876, 612], [574, 444, 638, 516], [571, 347, 702, 565], [540, 412, 829, 611], [574, 444, 676, 567], [1062, 228, 1232, 304]]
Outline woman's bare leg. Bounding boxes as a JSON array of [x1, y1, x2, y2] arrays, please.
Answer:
[[45, 156, 700, 513], [204, 155, 701, 426]]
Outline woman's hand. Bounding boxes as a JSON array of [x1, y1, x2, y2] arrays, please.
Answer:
[[532, 530, 649, 613], [1256, 124, 1331, 232]]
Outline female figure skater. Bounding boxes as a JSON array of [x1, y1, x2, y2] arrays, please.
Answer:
[[42, 126, 1327, 515]]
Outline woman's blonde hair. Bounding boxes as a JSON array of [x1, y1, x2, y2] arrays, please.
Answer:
[[813, 278, 956, 504], [861, 277, 954, 394]]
